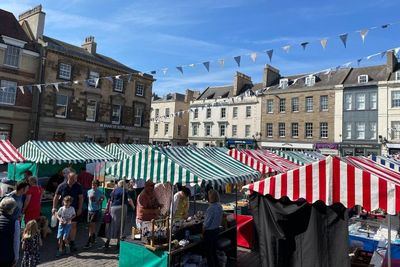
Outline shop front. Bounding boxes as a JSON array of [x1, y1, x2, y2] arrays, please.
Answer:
[[386, 143, 400, 155], [340, 143, 381, 156], [260, 141, 314, 151], [225, 138, 256, 149], [314, 143, 339, 156]]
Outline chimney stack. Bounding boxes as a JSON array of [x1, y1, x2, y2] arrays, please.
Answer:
[[232, 72, 252, 97], [263, 64, 280, 87], [81, 36, 97, 54], [18, 5, 45, 40], [387, 50, 398, 73]]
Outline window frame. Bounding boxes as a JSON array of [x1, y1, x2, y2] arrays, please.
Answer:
[[85, 99, 97, 122], [266, 123, 273, 137], [344, 93, 352, 110], [396, 71, 400, 81], [391, 121, 400, 140], [291, 123, 299, 138], [220, 124, 226, 136], [279, 98, 286, 113], [155, 108, 159, 118], [356, 122, 366, 140], [4, 45, 20, 68], [194, 109, 198, 119], [358, 75, 369, 84], [192, 124, 198, 136], [278, 122, 285, 137], [177, 125, 182, 136], [245, 125, 251, 137], [154, 123, 159, 134], [232, 107, 238, 118], [206, 108, 212, 119], [246, 106, 251, 117], [111, 104, 122, 124], [305, 122, 313, 138], [232, 125, 237, 136], [221, 107, 226, 118], [58, 63, 72, 80], [392, 91, 400, 108], [305, 96, 313, 112], [355, 93, 366, 110], [135, 83, 145, 96], [369, 92, 377, 110], [267, 99, 273, 113], [114, 78, 124, 92], [134, 105, 144, 127], [291, 97, 299, 112], [87, 70, 100, 87], [345, 123, 352, 140], [369, 122, 377, 140], [305, 75, 316, 86], [165, 108, 170, 117], [0, 80, 17, 105], [205, 123, 212, 136], [320, 95, 328, 111], [279, 78, 288, 89], [320, 122, 328, 138], [164, 123, 169, 135], [55, 94, 69, 118]]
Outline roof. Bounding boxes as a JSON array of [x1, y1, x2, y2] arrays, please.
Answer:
[[0, 140, 25, 164], [343, 65, 390, 85], [153, 93, 186, 102], [104, 143, 148, 161], [43, 36, 152, 77]]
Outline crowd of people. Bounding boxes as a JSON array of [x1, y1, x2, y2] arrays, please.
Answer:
[[0, 167, 224, 267]]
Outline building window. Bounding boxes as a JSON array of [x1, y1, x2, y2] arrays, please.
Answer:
[[279, 78, 288, 89], [305, 97, 313, 112], [320, 95, 328, 111], [358, 75, 368, 84], [111, 105, 121, 124], [369, 122, 377, 140], [59, 63, 72, 80], [221, 108, 226, 118], [164, 123, 169, 135], [344, 94, 352, 110], [291, 123, 298, 138], [136, 83, 144, 96], [356, 122, 365, 139], [134, 106, 144, 126], [86, 99, 97, 122], [192, 124, 198, 136], [246, 106, 251, 117], [232, 125, 237, 136], [305, 123, 313, 138], [392, 91, 400, 108], [154, 124, 158, 134], [194, 109, 198, 119], [4, 45, 20, 68], [206, 108, 212, 119], [155, 108, 159, 118], [177, 125, 182, 136], [0, 80, 17, 105], [392, 121, 400, 139], [87, 71, 100, 87], [232, 107, 238, 118], [279, 98, 286, 113], [245, 125, 251, 137], [266, 123, 273, 137], [0, 123, 12, 140], [320, 122, 328, 138], [205, 124, 212, 136], [55, 94, 68, 118], [396, 71, 400, 81], [165, 108, 170, 117], [114, 78, 124, 92], [291, 97, 299, 112], [267, 100, 273, 113], [370, 92, 377, 110], [278, 123, 285, 137], [220, 124, 226, 136], [305, 75, 316, 86], [345, 123, 352, 139], [356, 93, 366, 110]]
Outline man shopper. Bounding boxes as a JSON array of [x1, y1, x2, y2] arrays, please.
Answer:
[[84, 180, 104, 248]]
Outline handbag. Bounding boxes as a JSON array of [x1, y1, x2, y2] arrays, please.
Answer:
[[104, 199, 112, 224]]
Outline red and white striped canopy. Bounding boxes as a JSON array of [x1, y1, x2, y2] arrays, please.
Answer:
[[244, 156, 400, 215], [228, 149, 299, 174], [0, 140, 25, 164]]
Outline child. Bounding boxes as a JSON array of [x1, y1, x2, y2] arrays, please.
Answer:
[[21, 220, 42, 267], [56, 196, 76, 256], [84, 180, 104, 248]]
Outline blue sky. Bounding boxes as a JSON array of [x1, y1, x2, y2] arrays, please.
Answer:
[[2, 0, 400, 95]]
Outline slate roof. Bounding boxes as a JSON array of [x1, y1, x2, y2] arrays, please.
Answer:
[[343, 65, 390, 85], [153, 93, 186, 102]]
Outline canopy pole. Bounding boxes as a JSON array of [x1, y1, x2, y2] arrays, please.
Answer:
[[388, 214, 392, 267], [13, 163, 16, 182], [168, 185, 174, 267], [35, 163, 38, 177], [235, 183, 238, 217]]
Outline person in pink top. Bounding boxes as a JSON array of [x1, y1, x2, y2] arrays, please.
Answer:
[[23, 176, 44, 224], [154, 182, 172, 216]]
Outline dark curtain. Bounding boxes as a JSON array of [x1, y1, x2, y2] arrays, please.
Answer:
[[250, 194, 350, 267]]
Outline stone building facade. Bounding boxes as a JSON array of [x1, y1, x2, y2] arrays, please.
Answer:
[[149, 90, 199, 145], [0, 8, 40, 147]]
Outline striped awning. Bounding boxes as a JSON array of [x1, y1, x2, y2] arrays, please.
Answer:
[[244, 156, 400, 215], [370, 155, 400, 173], [104, 143, 148, 160], [273, 150, 322, 166], [18, 141, 116, 164], [0, 140, 25, 164]]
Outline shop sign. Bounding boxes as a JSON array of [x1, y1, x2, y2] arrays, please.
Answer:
[[315, 143, 338, 150], [341, 143, 380, 149], [99, 124, 134, 130], [226, 139, 255, 145]]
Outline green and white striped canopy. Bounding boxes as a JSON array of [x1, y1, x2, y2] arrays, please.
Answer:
[[273, 150, 317, 166], [104, 143, 148, 160], [18, 141, 116, 164], [107, 147, 198, 185]]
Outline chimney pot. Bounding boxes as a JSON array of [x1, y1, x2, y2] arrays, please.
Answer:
[[82, 36, 97, 54]]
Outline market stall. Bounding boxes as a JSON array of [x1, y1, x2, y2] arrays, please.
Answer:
[[273, 150, 322, 166], [370, 155, 400, 173], [108, 146, 261, 267], [244, 156, 400, 267]]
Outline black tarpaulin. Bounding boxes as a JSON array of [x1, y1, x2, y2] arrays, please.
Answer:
[[250, 194, 350, 267]]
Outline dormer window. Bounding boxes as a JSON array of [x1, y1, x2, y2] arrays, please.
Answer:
[[305, 75, 315, 86], [358, 75, 369, 84], [395, 71, 400, 81], [279, 79, 288, 89]]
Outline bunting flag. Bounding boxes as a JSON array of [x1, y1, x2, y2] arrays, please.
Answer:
[[366, 53, 380, 60], [234, 56, 241, 67], [176, 66, 183, 74], [73, 80, 79, 85], [360, 29, 369, 43], [381, 24, 389, 29], [320, 38, 328, 49], [127, 74, 132, 83], [266, 49, 273, 61], [341, 62, 352, 68], [115, 75, 121, 79], [357, 58, 363, 66], [36, 84, 41, 93], [218, 59, 224, 67], [203, 62, 210, 72], [18, 86, 24, 94], [380, 51, 387, 58], [282, 45, 291, 53], [162, 68, 168, 75], [53, 83, 59, 92], [150, 71, 156, 75], [189, 63, 196, 68], [395, 48, 400, 55], [250, 52, 257, 62], [300, 42, 309, 50], [94, 78, 100, 88], [339, 33, 348, 48]]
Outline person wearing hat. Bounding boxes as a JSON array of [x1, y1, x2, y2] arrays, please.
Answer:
[[136, 181, 161, 229]]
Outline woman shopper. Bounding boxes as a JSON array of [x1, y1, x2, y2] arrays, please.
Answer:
[[105, 180, 135, 249], [23, 176, 44, 224], [0, 197, 17, 267]]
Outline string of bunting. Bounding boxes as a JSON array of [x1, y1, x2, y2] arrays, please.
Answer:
[[0, 19, 399, 94], [149, 46, 400, 123]]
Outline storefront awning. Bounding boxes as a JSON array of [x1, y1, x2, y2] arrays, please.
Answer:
[[0, 140, 25, 164]]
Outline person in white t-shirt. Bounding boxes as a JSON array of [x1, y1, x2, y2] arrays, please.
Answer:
[[56, 196, 76, 257]]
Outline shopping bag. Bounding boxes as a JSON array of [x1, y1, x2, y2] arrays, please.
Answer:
[[51, 215, 58, 228], [104, 212, 112, 224], [98, 222, 106, 238]]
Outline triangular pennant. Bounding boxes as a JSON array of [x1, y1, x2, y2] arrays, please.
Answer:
[[380, 51, 387, 58], [300, 42, 309, 50], [36, 84, 42, 93], [266, 49, 273, 61], [293, 79, 298, 84], [339, 33, 348, 48], [366, 53, 380, 60], [218, 59, 224, 67], [176, 66, 183, 74], [357, 59, 362, 66], [234, 56, 241, 67], [282, 45, 291, 53], [381, 24, 389, 29], [203, 62, 210, 72], [73, 80, 79, 85], [394, 47, 400, 55], [189, 63, 196, 68], [359, 29, 369, 43], [127, 74, 132, 83], [320, 38, 328, 49], [53, 83, 59, 92], [18, 86, 25, 94], [250, 52, 257, 62], [115, 75, 121, 79], [150, 71, 156, 75], [342, 62, 352, 68], [162, 68, 168, 75], [94, 78, 100, 88]]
